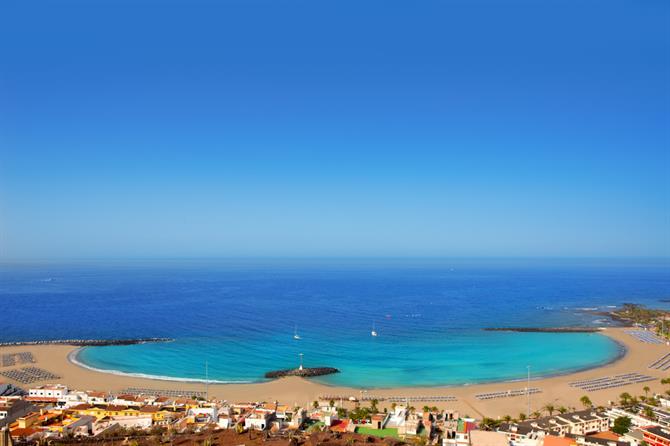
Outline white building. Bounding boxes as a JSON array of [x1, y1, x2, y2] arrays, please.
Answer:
[[244, 409, 274, 431], [28, 385, 68, 399], [604, 408, 656, 428]]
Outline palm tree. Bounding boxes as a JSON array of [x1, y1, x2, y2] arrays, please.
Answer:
[[619, 392, 632, 406], [502, 415, 512, 422], [313, 400, 319, 409], [661, 378, 670, 385], [519, 413, 527, 421], [557, 406, 567, 414], [580, 396, 593, 408], [543, 404, 556, 416], [329, 399, 335, 408], [644, 386, 651, 398], [644, 407, 655, 419], [370, 399, 379, 413], [532, 411, 541, 419], [423, 405, 431, 413]]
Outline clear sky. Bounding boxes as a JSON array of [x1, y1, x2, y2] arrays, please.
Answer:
[[1, 0, 668, 259]]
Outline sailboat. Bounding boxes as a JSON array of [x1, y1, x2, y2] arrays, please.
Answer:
[[371, 322, 378, 337], [293, 325, 301, 340]]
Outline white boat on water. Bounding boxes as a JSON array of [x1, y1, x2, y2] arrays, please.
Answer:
[[293, 325, 301, 340], [371, 322, 378, 337]]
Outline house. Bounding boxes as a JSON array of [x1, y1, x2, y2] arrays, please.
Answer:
[[543, 435, 578, 446], [605, 408, 656, 428], [111, 395, 143, 407], [641, 426, 670, 446], [499, 411, 609, 439], [288, 407, 307, 429], [244, 409, 274, 431], [443, 419, 478, 446], [370, 413, 387, 430], [109, 415, 153, 429], [400, 411, 423, 436], [469, 430, 509, 446], [85, 391, 111, 405], [28, 385, 68, 399], [622, 429, 645, 446]]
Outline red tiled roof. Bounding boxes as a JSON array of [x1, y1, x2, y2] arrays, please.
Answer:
[[11, 427, 41, 438], [25, 396, 58, 402]]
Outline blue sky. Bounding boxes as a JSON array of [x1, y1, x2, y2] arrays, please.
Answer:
[[1, 0, 668, 258]]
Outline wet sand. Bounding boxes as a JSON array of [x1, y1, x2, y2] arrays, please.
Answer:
[[1, 328, 668, 418]]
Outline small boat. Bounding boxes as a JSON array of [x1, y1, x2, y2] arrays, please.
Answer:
[[293, 325, 301, 340], [371, 322, 378, 337]]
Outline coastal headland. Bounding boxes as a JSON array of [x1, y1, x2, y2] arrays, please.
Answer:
[[1, 327, 668, 418]]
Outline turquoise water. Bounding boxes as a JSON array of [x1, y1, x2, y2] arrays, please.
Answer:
[[77, 331, 622, 387], [2, 258, 667, 388]]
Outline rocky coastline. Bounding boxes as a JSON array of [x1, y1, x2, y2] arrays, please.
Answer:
[[0, 338, 174, 347]]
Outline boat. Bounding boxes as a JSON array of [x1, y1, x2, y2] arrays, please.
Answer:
[[293, 325, 301, 340], [371, 322, 378, 337]]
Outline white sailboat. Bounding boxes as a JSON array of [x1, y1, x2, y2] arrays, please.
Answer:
[[371, 322, 378, 337], [293, 325, 301, 340]]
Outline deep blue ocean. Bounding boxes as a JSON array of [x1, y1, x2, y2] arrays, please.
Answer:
[[1, 258, 669, 388]]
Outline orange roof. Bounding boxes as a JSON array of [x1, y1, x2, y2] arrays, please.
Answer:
[[87, 391, 107, 398], [590, 432, 621, 441], [69, 404, 92, 411], [330, 419, 350, 432], [543, 435, 577, 446], [106, 405, 134, 411], [10, 427, 41, 438]]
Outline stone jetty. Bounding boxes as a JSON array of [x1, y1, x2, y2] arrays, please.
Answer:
[[265, 367, 339, 379], [0, 338, 174, 347]]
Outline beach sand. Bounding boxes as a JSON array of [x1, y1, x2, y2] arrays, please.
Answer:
[[1, 328, 668, 418]]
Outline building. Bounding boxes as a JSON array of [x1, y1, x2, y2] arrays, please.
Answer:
[[500, 411, 609, 438], [469, 430, 510, 446], [244, 409, 274, 431], [641, 426, 670, 446], [28, 385, 68, 399]]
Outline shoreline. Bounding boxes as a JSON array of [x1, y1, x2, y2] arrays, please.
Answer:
[[66, 332, 627, 390], [2, 327, 667, 418], [68, 348, 253, 385]]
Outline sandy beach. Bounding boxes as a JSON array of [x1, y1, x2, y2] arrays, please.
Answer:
[[1, 328, 668, 418]]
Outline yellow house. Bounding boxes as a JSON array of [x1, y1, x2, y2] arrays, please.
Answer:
[[70, 404, 142, 419]]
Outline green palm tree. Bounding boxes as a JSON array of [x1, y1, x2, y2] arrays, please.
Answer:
[[644, 386, 651, 398], [580, 396, 593, 408], [543, 404, 555, 416], [519, 413, 527, 421]]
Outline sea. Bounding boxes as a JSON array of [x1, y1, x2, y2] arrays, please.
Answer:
[[1, 258, 669, 388]]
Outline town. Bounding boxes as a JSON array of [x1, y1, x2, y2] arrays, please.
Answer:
[[3, 380, 670, 446]]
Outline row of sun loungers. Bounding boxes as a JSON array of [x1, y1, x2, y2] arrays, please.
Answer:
[[319, 395, 457, 403], [475, 388, 541, 400], [569, 373, 656, 391], [649, 352, 670, 370], [1, 352, 36, 367], [0, 367, 60, 384], [384, 396, 457, 403], [626, 330, 665, 344], [120, 387, 208, 398]]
